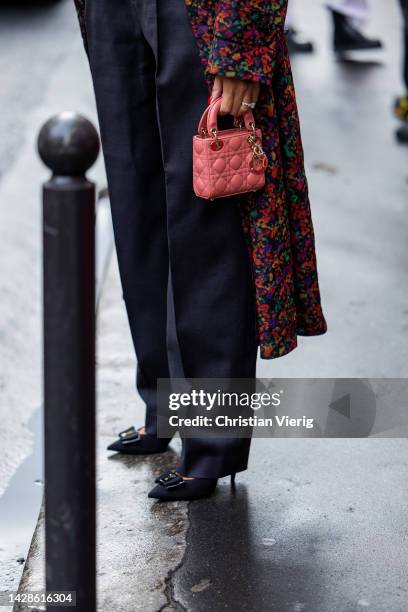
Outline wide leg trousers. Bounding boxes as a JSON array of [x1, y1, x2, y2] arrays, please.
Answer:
[[84, 0, 258, 478]]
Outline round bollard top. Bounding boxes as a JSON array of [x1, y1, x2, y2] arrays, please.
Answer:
[[38, 111, 100, 177]]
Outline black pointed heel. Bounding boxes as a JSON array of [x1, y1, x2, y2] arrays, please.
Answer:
[[107, 426, 170, 455], [231, 473, 236, 487], [331, 9, 382, 52], [148, 471, 218, 501]]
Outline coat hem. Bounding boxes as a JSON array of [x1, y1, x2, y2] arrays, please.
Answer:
[[259, 319, 328, 360]]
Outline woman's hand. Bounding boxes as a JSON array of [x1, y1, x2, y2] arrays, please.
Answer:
[[211, 76, 260, 117]]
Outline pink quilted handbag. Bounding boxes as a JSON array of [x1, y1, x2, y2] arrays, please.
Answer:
[[193, 97, 268, 201]]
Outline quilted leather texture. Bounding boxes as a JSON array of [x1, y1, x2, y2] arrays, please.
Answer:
[[193, 128, 266, 200]]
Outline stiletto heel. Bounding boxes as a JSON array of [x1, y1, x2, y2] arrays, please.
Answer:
[[230, 473, 236, 487]]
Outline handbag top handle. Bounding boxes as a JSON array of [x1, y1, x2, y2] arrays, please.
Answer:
[[207, 97, 255, 133], [197, 97, 256, 136]]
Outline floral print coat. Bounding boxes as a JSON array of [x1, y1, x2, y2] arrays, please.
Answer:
[[73, 0, 327, 359]]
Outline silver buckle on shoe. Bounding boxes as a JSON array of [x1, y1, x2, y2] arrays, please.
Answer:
[[118, 426, 141, 445], [158, 471, 185, 489]]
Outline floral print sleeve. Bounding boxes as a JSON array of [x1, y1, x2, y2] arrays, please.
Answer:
[[206, 1, 287, 85]]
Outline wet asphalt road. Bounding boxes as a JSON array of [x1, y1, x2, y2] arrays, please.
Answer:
[[256, 0, 408, 380], [0, 1, 76, 180]]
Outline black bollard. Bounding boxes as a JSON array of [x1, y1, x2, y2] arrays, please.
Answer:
[[38, 112, 100, 612]]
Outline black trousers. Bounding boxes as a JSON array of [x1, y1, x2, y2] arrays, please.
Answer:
[[85, 0, 258, 478]]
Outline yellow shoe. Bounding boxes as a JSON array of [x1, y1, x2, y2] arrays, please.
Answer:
[[394, 96, 408, 121]]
